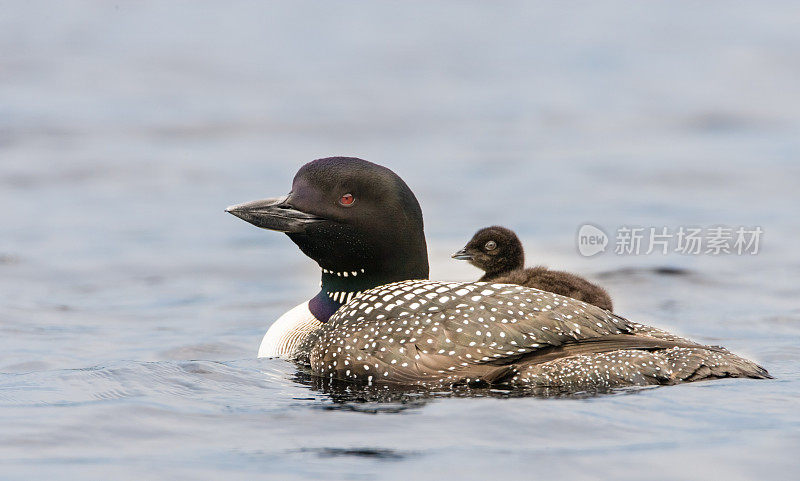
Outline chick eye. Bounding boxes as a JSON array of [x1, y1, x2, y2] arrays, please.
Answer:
[[339, 193, 355, 206], [484, 240, 497, 251]]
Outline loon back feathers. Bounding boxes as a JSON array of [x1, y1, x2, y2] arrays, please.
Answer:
[[294, 280, 769, 388]]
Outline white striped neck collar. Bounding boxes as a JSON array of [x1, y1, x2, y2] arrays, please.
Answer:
[[308, 288, 363, 324], [308, 267, 369, 323]]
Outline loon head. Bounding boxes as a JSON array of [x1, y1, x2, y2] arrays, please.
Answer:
[[452, 226, 524, 277], [227, 157, 429, 324]]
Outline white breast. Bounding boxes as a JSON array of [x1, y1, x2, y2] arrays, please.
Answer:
[[257, 301, 323, 358]]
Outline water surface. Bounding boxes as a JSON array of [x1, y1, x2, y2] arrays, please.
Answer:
[[1, 2, 799, 480]]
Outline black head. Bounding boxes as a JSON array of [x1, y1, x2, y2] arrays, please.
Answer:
[[227, 157, 429, 320], [452, 226, 524, 277]]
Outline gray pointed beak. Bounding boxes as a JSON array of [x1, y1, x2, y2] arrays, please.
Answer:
[[226, 195, 325, 233], [451, 248, 473, 261]]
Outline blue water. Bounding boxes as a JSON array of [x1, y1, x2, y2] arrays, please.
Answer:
[[1, 1, 799, 479]]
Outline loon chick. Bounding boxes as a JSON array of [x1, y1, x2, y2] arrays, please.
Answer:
[[453, 226, 613, 311], [226, 156, 770, 390]]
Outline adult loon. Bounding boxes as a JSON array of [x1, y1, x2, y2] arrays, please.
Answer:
[[226, 157, 769, 389], [453, 226, 614, 311]]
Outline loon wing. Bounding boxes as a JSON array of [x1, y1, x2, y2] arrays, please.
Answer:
[[299, 280, 768, 388]]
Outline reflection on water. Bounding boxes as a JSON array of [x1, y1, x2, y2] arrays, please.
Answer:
[[293, 368, 657, 412], [597, 266, 694, 278], [2, 1, 800, 480]]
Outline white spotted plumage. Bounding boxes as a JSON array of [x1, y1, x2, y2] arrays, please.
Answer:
[[293, 279, 770, 389]]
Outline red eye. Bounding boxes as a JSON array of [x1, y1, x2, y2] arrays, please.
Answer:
[[339, 193, 354, 206]]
